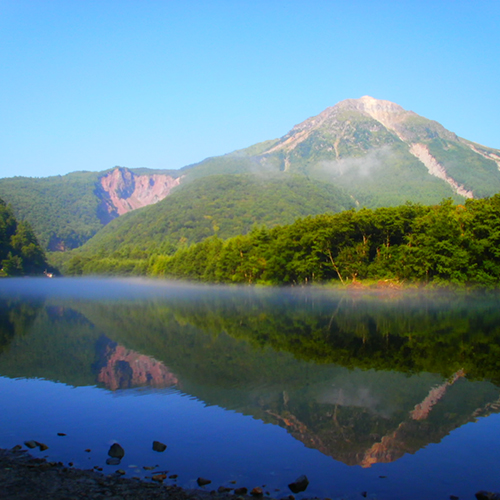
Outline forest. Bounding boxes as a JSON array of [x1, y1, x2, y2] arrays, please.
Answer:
[[64, 194, 500, 287], [0, 199, 48, 276], [0, 171, 104, 250]]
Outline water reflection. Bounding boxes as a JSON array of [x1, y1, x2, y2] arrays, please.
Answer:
[[1, 278, 500, 498], [94, 336, 178, 390]]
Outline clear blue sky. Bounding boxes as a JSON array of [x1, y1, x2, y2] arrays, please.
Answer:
[[1, 0, 499, 179]]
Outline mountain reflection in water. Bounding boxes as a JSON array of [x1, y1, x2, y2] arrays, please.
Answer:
[[94, 335, 178, 390], [1, 278, 500, 498]]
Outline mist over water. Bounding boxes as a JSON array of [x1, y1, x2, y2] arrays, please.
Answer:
[[1, 278, 500, 500]]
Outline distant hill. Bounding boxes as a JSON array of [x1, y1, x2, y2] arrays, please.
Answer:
[[1, 96, 500, 256]]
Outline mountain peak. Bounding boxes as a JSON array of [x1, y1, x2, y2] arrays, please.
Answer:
[[265, 96, 413, 156], [350, 95, 404, 111], [334, 96, 412, 134]]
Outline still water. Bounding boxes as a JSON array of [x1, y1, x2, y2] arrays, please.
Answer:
[[1, 277, 500, 499]]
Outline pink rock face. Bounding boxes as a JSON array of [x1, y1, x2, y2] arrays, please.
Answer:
[[97, 343, 178, 391], [100, 168, 182, 216]]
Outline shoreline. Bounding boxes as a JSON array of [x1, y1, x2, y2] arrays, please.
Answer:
[[0, 447, 281, 500], [3, 447, 499, 500]]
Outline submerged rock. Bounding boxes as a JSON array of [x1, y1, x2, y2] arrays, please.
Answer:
[[24, 441, 37, 449], [197, 477, 211, 486], [35, 442, 48, 451], [288, 475, 309, 494], [152, 441, 167, 452], [251, 486, 263, 496], [152, 474, 167, 482], [106, 458, 121, 466], [234, 487, 248, 495], [108, 443, 125, 459]]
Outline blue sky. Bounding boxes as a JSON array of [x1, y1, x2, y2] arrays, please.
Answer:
[[1, 0, 499, 179]]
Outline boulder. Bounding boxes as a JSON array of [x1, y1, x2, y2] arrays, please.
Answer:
[[251, 487, 264, 496], [108, 443, 125, 458], [288, 475, 309, 493], [152, 440, 167, 452], [197, 477, 212, 487], [476, 492, 500, 500]]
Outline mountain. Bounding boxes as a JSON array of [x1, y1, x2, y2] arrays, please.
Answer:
[[223, 96, 500, 202], [178, 96, 500, 204], [1, 96, 500, 256]]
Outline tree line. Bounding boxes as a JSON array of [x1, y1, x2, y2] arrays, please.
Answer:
[[64, 195, 500, 286]]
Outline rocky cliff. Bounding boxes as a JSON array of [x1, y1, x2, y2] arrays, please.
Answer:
[[96, 167, 182, 224]]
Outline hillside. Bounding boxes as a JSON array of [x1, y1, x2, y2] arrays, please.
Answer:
[[0, 167, 181, 251], [74, 174, 356, 256]]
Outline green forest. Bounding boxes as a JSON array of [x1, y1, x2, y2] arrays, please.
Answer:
[[0, 199, 48, 276], [64, 194, 500, 287], [0, 171, 104, 250]]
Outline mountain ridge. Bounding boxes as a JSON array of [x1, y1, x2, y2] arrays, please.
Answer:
[[1, 96, 500, 255]]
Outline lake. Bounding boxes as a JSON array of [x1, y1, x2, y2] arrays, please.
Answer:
[[1, 277, 500, 500]]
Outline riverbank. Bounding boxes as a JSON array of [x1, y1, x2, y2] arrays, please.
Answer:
[[0, 447, 278, 500], [3, 447, 500, 500]]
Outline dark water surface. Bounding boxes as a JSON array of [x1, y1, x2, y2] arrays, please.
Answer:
[[1, 278, 500, 500]]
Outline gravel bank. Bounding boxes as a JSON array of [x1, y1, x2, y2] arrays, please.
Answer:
[[0, 448, 276, 500]]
